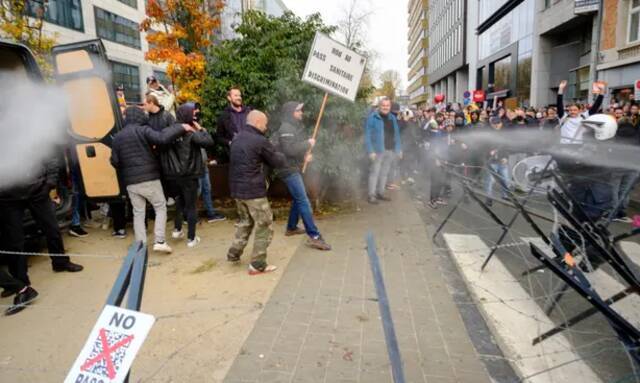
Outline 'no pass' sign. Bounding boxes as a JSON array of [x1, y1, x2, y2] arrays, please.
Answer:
[[64, 305, 155, 383]]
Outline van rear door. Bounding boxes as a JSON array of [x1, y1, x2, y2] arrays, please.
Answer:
[[51, 39, 123, 200]]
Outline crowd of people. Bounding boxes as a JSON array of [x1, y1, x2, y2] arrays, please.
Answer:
[[0, 78, 331, 316], [365, 81, 639, 224]]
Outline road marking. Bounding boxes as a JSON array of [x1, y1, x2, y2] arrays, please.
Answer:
[[443, 233, 601, 383]]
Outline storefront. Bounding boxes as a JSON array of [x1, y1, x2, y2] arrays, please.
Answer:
[[599, 62, 640, 105], [475, 0, 534, 106]]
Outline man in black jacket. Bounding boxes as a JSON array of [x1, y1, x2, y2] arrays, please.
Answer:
[[0, 156, 83, 276], [144, 93, 175, 132], [227, 110, 286, 275], [275, 101, 331, 251], [161, 103, 215, 248], [215, 87, 251, 162], [110, 106, 194, 253]]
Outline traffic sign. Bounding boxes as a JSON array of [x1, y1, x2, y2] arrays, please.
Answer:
[[65, 305, 155, 383]]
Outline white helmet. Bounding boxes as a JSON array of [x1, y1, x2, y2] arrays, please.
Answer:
[[581, 114, 617, 141]]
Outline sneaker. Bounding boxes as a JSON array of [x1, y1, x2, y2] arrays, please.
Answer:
[[307, 236, 332, 251], [153, 242, 172, 254], [426, 200, 439, 209], [207, 213, 227, 223], [376, 194, 392, 202], [227, 252, 241, 263], [614, 216, 633, 223], [368, 196, 379, 205], [69, 225, 89, 238], [167, 197, 175, 207], [285, 227, 306, 236], [436, 198, 448, 206], [172, 229, 185, 239], [111, 229, 127, 239], [248, 264, 278, 275], [5, 286, 38, 316], [187, 236, 200, 248]]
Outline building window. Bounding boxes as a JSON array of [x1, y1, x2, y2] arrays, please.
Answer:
[[493, 55, 512, 92], [111, 61, 141, 103], [117, 0, 138, 8], [153, 70, 171, 87], [27, 0, 83, 31], [629, 0, 640, 43], [94, 7, 141, 49]]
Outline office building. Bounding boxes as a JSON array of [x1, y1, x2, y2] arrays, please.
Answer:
[[220, 0, 289, 40]]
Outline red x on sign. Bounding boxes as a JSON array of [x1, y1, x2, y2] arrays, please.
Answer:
[[80, 328, 134, 379]]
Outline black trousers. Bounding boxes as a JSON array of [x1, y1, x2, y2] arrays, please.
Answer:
[[109, 200, 127, 232], [0, 192, 70, 285], [174, 178, 199, 240], [0, 269, 26, 292]]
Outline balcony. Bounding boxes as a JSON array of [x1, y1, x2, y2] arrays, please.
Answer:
[[574, 0, 598, 14]]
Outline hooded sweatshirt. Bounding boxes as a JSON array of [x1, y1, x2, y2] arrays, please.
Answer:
[[159, 103, 214, 180], [275, 101, 310, 178], [110, 107, 185, 187]]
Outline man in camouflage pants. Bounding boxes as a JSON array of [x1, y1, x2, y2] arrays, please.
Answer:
[[227, 110, 286, 275]]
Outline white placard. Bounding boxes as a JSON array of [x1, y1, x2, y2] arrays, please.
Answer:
[[302, 32, 367, 102], [64, 305, 155, 383]]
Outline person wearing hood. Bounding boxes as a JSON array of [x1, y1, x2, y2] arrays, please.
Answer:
[[227, 110, 287, 274], [365, 97, 403, 204], [274, 101, 331, 251], [161, 103, 215, 248], [215, 86, 252, 162], [111, 106, 194, 252]]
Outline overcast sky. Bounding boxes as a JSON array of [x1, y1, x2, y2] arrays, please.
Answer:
[[282, 0, 409, 91]]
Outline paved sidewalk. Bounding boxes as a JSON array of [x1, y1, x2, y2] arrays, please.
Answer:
[[224, 192, 492, 383]]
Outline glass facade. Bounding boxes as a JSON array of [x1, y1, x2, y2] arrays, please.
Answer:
[[94, 7, 141, 49], [478, 0, 509, 24], [111, 61, 141, 103], [27, 0, 84, 32], [478, 0, 534, 60]]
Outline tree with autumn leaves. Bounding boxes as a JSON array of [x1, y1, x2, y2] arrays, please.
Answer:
[[141, 0, 224, 103], [0, 0, 57, 77]]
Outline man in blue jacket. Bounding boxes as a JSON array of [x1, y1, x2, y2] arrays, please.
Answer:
[[365, 98, 402, 204]]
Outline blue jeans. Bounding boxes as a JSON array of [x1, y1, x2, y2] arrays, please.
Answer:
[[484, 162, 511, 199], [284, 172, 320, 238], [198, 166, 217, 217], [71, 167, 82, 226]]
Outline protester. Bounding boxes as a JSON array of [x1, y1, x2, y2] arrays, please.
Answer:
[[144, 93, 175, 132], [68, 162, 88, 238], [610, 110, 640, 222], [162, 103, 214, 248], [110, 106, 194, 252], [275, 101, 332, 251], [365, 98, 402, 204], [146, 76, 176, 117], [557, 80, 604, 144], [215, 87, 251, 161], [227, 110, 287, 275], [541, 107, 559, 131], [483, 116, 511, 206], [424, 112, 448, 208], [0, 151, 84, 281]]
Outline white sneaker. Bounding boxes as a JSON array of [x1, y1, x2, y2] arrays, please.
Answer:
[[153, 242, 172, 254], [167, 197, 175, 207], [187, 236, 200, 248], [172, 229, 184, 239]]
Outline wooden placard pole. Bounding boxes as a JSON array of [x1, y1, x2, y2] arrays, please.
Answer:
[[302, 92, 329, 173]]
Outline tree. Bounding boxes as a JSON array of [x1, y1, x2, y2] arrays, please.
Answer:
[[336, 0, 371, 50], [201, 11, 373, 204], [141, 0, 224, 103], [378, 69, 401, 100], [0, 0, 57, 77]]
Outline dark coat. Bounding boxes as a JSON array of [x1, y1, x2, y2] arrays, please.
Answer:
[[110, 107, 186, 187], [229, 125, 286, 200], [148, 106, 175, 132], [160, 103, 214, 180], [274, 101, 311, 179], [0, 156, 59, 201], [215, 105, 251, 149]]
